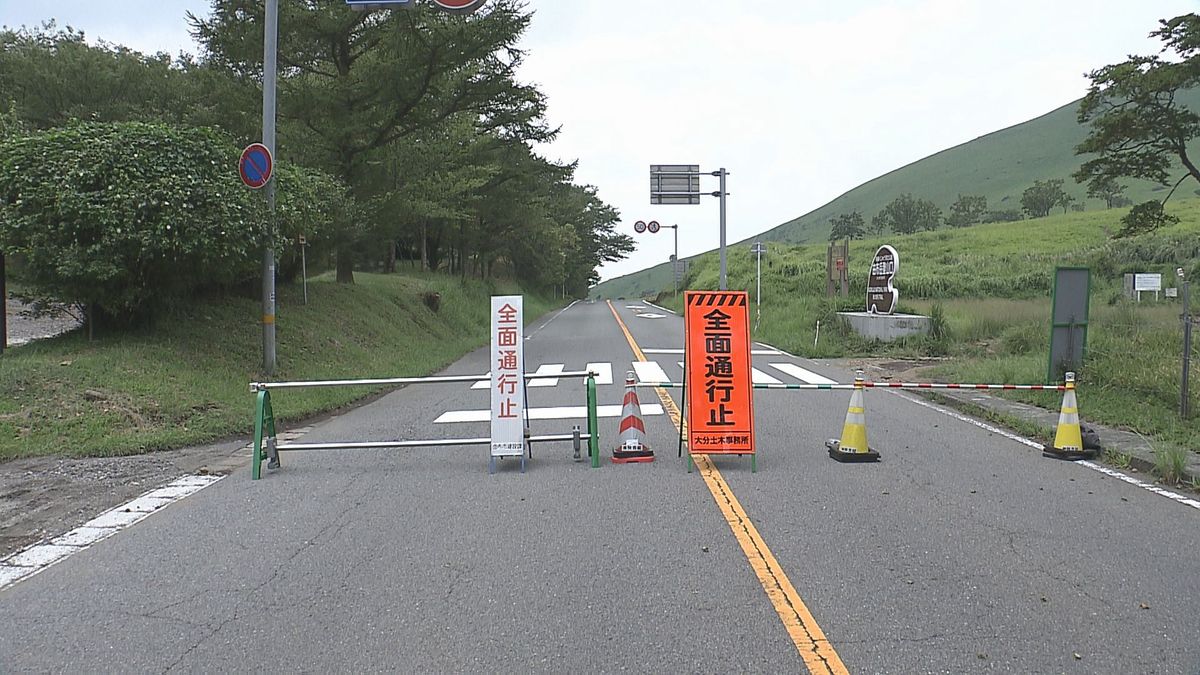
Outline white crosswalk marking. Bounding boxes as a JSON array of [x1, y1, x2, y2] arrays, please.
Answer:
[[631, 361, 670, 384], [769, 362, 837, 385], [435, 404, 665, 424], [528, 363, 565, 387], [471, 373, 490, 390], [586, 362, 613, 385], [752, 367, 783, 384], [644, 348, 781, 355], [677, 361, 782, 384]]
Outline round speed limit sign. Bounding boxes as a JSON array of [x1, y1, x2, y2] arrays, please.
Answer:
[[634, 220, 647, 233]]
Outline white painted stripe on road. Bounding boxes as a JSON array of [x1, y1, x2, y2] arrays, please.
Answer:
[[643, 348, 782, 355], [471, 373, 490, 390], [434, 404, 665, 424], [642, 300, 677, 315], [678, 361, 780, 384], [528, 363, 565, 387], [768, 362, 837, 385], [0, 474, 224, 592], [892, 391, 1200, 512], [632, 361, 670, 384], [752, 367, 783, 384], [527, 299, 579, 339], [586, 362, 613, 385]]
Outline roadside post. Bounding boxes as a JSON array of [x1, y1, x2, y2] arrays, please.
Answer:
[[1180, 268, 1193, 418], [682, 291, 756, 472], [751, 242, 767, 330], [0, 249, 6, 355], [650, 164, 729, 290], [299, 234, 308, 305]]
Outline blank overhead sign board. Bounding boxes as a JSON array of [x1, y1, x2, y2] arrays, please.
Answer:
[[651, 164, 701, 205]]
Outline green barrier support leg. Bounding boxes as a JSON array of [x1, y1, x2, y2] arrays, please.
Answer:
[[587, 375, 600, 468], [252, 390, 268, 480], [751, 453, 757, 473]]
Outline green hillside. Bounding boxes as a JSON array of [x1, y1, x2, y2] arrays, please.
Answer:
[[593, 90, 1200, 300]]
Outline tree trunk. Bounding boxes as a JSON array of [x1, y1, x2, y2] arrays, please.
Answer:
[[386, 240, 396, 273], [336, 247, 355, 284], [421, 222, 428, 271]]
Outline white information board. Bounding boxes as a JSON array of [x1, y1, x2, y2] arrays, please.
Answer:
[[490, 296, 525, 457], [1134, 274, 1162, 292]]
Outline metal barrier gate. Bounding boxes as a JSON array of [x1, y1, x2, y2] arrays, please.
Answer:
[[249, 370, 600, 479]]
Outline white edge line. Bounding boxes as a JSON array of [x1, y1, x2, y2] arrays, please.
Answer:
[[891, 391, 1200, 511], [526, 299, 579, 339], [0, 474, 225, 592], [642, 300, 677, 315]]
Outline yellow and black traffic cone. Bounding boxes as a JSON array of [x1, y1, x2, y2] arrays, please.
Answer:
[[1043, 372, 1095, 460], [826, 370, 880, 462], [613, 371, 654, 463]]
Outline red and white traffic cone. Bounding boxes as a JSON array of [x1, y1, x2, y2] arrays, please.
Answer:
[[613, 370, 654, 463]]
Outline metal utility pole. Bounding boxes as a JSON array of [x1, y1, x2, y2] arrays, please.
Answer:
[[715, 168, 728, 290], [667, 224, 679, 298], [261, 0, 278, 375], [751, 242, 766, 329], [1181, 269, 1193, 418]]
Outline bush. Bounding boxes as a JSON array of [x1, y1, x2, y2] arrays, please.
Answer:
[[0, 122, 262, 323]]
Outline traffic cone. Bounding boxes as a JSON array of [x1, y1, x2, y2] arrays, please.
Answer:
[[613, 370, 654, 463], [826, 370, 880, 462], [1043, 372, 1094, 460]]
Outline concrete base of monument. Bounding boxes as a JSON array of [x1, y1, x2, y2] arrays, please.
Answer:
[[837, 311, 931, 342]]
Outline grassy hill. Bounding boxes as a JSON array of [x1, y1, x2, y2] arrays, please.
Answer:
[[593, 89, 1200, 300], [0, 273, 554, 459], [647, 200, 1200, 450]]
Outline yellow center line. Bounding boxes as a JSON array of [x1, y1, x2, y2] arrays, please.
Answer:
[[606, 300, 848, 674]]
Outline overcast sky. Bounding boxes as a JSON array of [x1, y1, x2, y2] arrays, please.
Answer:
[[1, 0, 1194, 282]]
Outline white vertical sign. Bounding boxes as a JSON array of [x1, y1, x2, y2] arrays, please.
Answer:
[[490, 296, 525, 457]]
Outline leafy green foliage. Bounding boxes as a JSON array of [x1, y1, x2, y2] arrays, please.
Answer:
[[1021, 178, 1068, 218], [1087, 176, 1127, 208], [945, 194, 987, 228], [872, 193, 941, 234], [1076, 13, 1200, 199], [1117, 200, 1180, 238], [829, 211, 865, 240], [0, 122, 260, 323]]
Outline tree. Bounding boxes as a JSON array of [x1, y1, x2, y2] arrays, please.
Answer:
[[192, 0, 554, 283], [867, 213, 887, 236], [1058, 193, 1077, 213], [983, 209, 1023, 223], [1116, 200, 1179, 237], [873, 194, 942, 234], [1075, 13, 1200, 204], [0, 123, 260, 325], [945, 194, 987, 228], [829, 211, 865, 240], [1086, 176, 1128, 208], [1021, 179, 1067, 218]]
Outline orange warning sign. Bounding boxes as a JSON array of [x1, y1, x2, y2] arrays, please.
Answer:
[[684, 291, 755, 455]]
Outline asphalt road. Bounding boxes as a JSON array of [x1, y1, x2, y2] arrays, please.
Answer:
[[1, 299, 1198, 673]]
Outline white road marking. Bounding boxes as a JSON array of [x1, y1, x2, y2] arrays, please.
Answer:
[[892, 391, 1200, 512], [636, 313, 667, 319], [752, 367, 783, 384], [642, 300, 677, 315], [528, 363, 565, 387], [527, 300, 579, 339], [673, 360, 777, 384], [643, 348, 782, 355], [625, 305, 647, 310], [434, 404, 665, 424], [768, 362, 837, 385], [471, 373, 490, 390], [632, 361, 671, 384], [586, 362, 613, 385], [0, 474, 224, 591]]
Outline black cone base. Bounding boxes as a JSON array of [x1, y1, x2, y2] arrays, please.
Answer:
[[825, 439, 880, 463]]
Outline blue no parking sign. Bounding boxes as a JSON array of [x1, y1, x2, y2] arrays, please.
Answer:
[[239, 143, 273, 190]]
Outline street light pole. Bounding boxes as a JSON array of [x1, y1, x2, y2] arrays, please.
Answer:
[[260, 0, 279, 375], [751, 242, 766, 329], [714, 168, 728, 290], [667, 224, 679, 298]]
